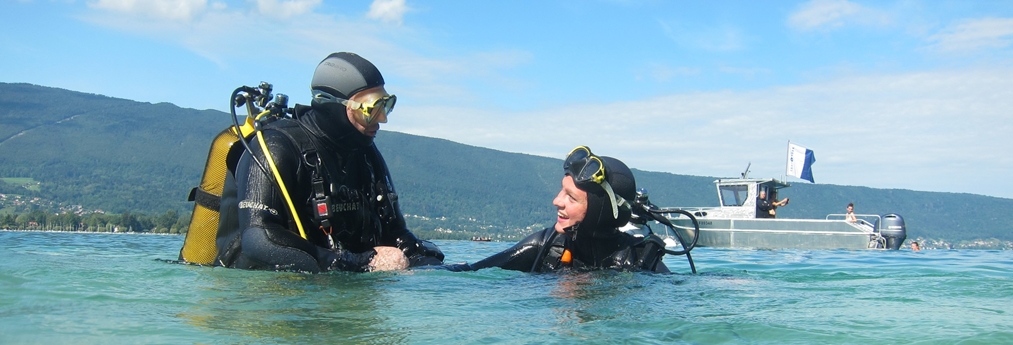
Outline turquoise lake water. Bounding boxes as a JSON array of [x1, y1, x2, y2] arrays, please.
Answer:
[[1, 230, 1011, 344]]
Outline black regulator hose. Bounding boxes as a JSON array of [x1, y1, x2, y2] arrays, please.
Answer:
[[650, 208, 698, 274], [634, 203, 699, 273], [230, 86, 275, 186], [648, 209, 699, 256]]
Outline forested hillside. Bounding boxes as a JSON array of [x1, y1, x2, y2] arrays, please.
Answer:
[[1, 82, 1010, 243], [0, 83, 214, 212]]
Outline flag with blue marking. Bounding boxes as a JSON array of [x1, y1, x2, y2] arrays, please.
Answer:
[[786, 143, 816, 183]]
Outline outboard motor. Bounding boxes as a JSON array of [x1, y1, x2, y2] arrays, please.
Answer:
[[879, 214, 907, 250]]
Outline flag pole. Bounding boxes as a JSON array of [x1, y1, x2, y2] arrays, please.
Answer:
[[785, 140, 791, 181]]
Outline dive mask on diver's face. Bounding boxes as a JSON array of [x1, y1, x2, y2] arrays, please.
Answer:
[[313, 90, 396, 125], [563, 146, 628, 219]]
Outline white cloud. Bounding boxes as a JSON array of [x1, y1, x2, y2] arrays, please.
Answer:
[[658, 20, 746, 52], [788, 0, 887, 31], [87, 0, 211, 22], [718, 65, 771, 78], [64, 1, 1013, 198], [367, 0, 407, 24], [928, 17, 1013, 53], [254, 0, 321, 19], [77, 0, 521, 107], [389, 67, 1013, 198], [380, 49, 535, 105], [788, 0, 860, 30], [703, 27, 746, 51], [635, 63, 700, 82], [79, 0, 375, 68]]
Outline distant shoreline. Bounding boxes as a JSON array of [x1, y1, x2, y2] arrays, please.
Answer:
[[0, 229, 181, 236], [3, 229, 1009, 250]]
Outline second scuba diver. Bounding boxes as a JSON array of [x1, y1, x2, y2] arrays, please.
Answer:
[[443, 146, 670, 273], [214, 52, 444, 272]]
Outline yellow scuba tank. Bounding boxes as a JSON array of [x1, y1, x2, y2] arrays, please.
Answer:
[[179, 82, 306, 265], [179, 116, 256, 264]]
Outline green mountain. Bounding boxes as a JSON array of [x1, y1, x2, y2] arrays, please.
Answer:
[[1, 82, 1011, 243]]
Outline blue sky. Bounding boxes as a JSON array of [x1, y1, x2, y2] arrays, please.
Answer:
[[3, 0, 1012, 199]]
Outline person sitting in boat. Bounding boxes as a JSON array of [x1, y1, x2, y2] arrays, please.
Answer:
[[756, 190, 789, 218], [441, 146, 670, 273], [845, 203, 858, 223]]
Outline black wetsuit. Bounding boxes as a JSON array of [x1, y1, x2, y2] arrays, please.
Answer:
[[446, 228, 670, 273], [214, 105, 443, 272], [443, 153, 669, 274], [756, 198, 774, 218]]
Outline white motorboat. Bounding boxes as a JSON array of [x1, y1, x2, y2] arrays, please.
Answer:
[[653, 177, 907, 250]]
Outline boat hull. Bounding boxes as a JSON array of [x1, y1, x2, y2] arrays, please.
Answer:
[[670, 218, 876, 250]]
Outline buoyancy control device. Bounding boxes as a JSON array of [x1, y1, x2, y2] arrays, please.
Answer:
[[178, 82, 295, 265]]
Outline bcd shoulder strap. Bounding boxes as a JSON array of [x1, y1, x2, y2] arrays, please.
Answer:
[[264, 118, 348, 245], [530, 230, 565, 272]]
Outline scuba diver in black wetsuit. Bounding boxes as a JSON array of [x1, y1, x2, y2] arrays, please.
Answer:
[[214, 52, 444, 272], [756, 190, 788, 218], [444, 146, 670, 273]]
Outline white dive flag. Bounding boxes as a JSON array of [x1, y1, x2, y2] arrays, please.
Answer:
[[786, 143, 816, 183]]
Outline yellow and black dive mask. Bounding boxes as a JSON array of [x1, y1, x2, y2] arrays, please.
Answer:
[[564, 146, 628, 219], [313, 90, 396, 126]]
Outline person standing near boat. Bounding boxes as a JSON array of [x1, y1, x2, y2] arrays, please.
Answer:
[[756, 190, 789, 218], [442, 146, 670, 273], [213, 52, 444, 272]]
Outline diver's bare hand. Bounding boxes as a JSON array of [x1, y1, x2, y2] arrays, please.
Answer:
[[368, 246, 408, 271]]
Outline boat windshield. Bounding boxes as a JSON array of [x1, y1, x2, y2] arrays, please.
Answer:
[[719, 185, 749, 206]]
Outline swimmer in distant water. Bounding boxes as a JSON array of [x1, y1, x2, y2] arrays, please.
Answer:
[[442, 146, 670, 273], [911, 241, 921, 251]]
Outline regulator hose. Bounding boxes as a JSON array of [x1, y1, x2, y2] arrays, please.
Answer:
[[230, 86, 274, 183], [634, 204, 700, 273]]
